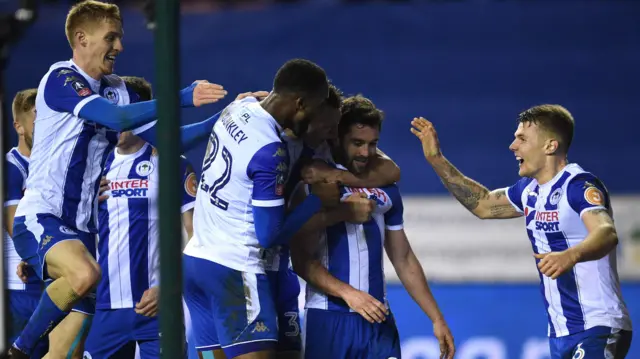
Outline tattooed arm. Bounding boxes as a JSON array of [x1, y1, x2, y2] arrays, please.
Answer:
[[410, 117, 521, 219], [427, 156, 521, 219]]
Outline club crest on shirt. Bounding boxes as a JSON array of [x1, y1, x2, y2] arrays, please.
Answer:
[[549, 188, 563, 206], [103, 87, 119, 104], [136, 160, 154, 177]]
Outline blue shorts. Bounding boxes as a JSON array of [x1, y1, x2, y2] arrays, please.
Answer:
[[8, 289, 49, 358], [304, 308, 401, 359], [183, 255, 278, 358], [84, 308, 160, 359], [267, 268, 302, 352], [549, 326, 632, 359], [13, 214, 96, 281]]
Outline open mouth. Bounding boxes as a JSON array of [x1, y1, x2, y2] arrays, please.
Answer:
[[105, 54, 116, 64], [516, 156, 524, 167]]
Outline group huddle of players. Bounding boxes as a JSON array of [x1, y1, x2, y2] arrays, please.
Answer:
[[3, 1, 633, 359]]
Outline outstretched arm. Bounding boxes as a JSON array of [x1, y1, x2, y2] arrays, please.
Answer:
[[410, 117, 522, 219], [385, 233, 455, 359]]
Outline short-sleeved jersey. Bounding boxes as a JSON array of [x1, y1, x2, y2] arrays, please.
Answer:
[[305, 172, 404, 312], [260, 136, 336, 272], [16, 60, 133, 233], [96, 143, 196, 309], [183, 97, 289, 274], [505, 163, 632, 337], [4, 148, 40, 290]]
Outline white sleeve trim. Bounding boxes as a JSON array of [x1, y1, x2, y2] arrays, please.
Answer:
[[503, 186, 524, 213], [132, 120, 157, 135], [181, 201, 195, 213], [252, 198, 285, 207], [73, 94, 101, 117], [386, 224, 404, 231], [4, 200, 20, 207], [579, 205, 606, 219]]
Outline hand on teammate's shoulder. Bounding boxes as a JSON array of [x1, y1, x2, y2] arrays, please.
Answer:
[[183, 80, 227, 107]]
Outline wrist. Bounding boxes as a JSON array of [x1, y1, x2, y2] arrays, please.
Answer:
[[566, 247, 582, 264]]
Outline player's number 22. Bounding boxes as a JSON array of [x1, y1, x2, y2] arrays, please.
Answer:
[[200, 132, 232, 210]]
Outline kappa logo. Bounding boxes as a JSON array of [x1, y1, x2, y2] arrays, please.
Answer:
[[83, 351, 92, 359], [41, 235, 53, 249], [252, 321, 270, 333]]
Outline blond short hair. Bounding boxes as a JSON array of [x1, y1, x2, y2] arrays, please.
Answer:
[[12, 89, 37, 122], [65, 0, 121, 47]]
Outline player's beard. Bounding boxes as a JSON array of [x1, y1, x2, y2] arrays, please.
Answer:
[[289, 118, 311, 138]]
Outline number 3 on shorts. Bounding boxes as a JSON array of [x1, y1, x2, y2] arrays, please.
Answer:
[[284, 311, 300, 337]]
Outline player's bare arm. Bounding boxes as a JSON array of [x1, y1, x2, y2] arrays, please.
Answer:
[[301, 153, 400, 187], [182, 209, 194, 241], [288, 183, 386, 324], [535, 209, 618, 280], [385, 228, 455, 359], [4, 205, 17, 238], [290, 229, 388, 324], [410, 117, 521, 219]]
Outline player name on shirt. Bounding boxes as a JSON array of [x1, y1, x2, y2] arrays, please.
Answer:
[[221, 110, 249, 145]]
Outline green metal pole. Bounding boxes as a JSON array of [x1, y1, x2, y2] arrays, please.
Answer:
[[154, 0, 183, 358]]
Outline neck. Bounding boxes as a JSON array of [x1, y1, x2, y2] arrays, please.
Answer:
[[17, 138, 31, 158], [72, 53, 102, 81], [117, 137, 146, 155], [534, 155, 568, 185], [260, 94, 287, 128]]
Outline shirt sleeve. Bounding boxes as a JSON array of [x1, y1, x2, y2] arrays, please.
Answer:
[[4, 162, 26, 207], [505, 177, 533, 213], [246, 142, 289, 207], [383, 185, 404, 231], [180, 156, 197, 213], [566, 173, 610, 218], [43, 68, 100, 116]]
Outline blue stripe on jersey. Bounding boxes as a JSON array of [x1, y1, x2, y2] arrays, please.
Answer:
[[326, 224, 351, 311], [127, 145, 154, 302], [364, 220, 384, 304], [546, 231, 586, 334], [10, 149, 29, 176], [527, 229, 556, 338], [544, 172, 571, 210], [61, 123, 96, 230], [96, 151, 116, 308]]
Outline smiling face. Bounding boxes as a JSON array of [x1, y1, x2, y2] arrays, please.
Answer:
[[509, 122, 549, 178], [339, 123, 380, 174], [66, 2, 123, 78], [74, 19, 123, 77]]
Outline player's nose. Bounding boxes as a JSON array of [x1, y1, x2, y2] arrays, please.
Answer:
[[113, 38, 124, 53]]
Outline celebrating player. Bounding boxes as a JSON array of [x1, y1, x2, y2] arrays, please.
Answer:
[[83, 76, 197, 359], [4, 89, 49, 359], [410, 106, 632, 358], [291, 95, 455, 359], [183, 58, 339, 359], [6, 1, 225, 358], [263, 84, 402, 359]]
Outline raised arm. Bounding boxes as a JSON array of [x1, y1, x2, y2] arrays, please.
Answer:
[[410, 117, 522, 219]]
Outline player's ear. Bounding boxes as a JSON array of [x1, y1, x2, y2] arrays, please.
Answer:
[[544, 138, 559, 155], [76, 30, 87, 47]]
